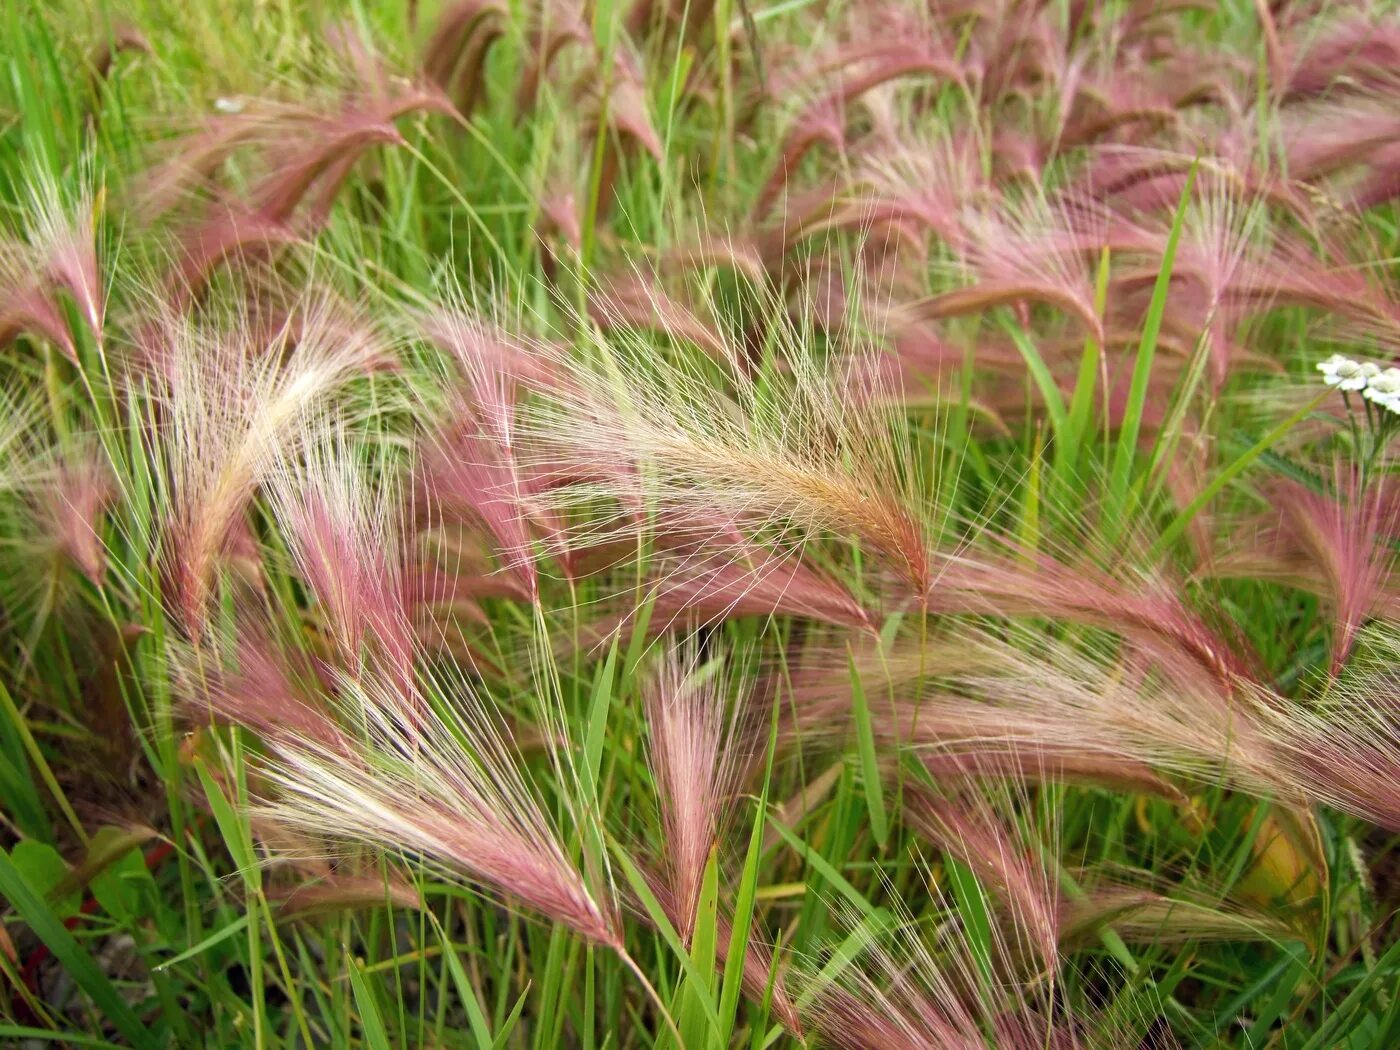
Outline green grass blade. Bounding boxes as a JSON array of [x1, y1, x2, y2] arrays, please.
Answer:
[[718, 697, 780, 1037], [792, 910, 890, 1011], [612, 848, 721, 1038], [492, 985, 531, 1050], [1108, 161, 1198, 518], [944, 855, 995, 989], [430, 912, 495, 1050], [1154, 390, 1329, 556], [0, 847, 157, 1049], [1058, 246, 1112, 492], [1003, 318, 1067, 443], [764, 817, 884, 919], [0, 1026, 127, 1048], [153, 913, 251, 972], [675, 848, 720, 1049], [846, 651, 888, 848], [348, 955, 393, 1050], [0, 679, 87, 844], [581, 638, 618, 807]]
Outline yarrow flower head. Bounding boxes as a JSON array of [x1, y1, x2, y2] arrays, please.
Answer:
[[1362, 366, 1400, 416], [1318, 354, 1399, 478], [1318, 354, 1381, 391]]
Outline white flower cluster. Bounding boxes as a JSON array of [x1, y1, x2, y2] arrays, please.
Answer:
[[1318, 355, 1400, 415]]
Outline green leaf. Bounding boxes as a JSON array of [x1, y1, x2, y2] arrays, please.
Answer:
[[612, 848, 721, 1038], [0, 847, 157, 1049], [718, 700, 780, 1038], [581, 638, 618, 808], [764, 817, 885, 920], [1109, 161, 1197, 518], [531, 926, 570, 1050], [429, 911, 494, 1050], [1058, 245, 1112, 491], [0, 679, 86, 844], [1003, 319, 1067, 445], [80, 827, 159, 924], [88, 847, 158, 926], [1244, 942, 1311, 1043], [944, 855, 995, 988], [191, 755, 257, 884], [153, 913, 250, 972], [492, 985, 531, 1050], [10, 840, 82, 918], [1017, 436, 1042, 562], [1299, 931, 1400, 1049], [0, 1026, 126, 1048], [348, 956, 393, 1050], [675, 849, 720, 1049], [793, 910, 890, 1010], [0, 736, 49, 840], [847, 652, 888, 848]]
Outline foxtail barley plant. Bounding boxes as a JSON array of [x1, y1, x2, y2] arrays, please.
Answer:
[[4, 1, 1400, 1047]]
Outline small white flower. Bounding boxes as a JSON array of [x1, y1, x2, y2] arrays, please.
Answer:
[[1317, 354, 1379, 391], [1359, 366, 1400, 416], [1363, 366, 1400, 402], [1367, 379, 1400, 417], [1316, 354, 1352, 385], [214, 97, 246, 115]]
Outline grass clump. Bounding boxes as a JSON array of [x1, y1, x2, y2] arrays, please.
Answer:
[[2, 1, 1400, 1046]]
